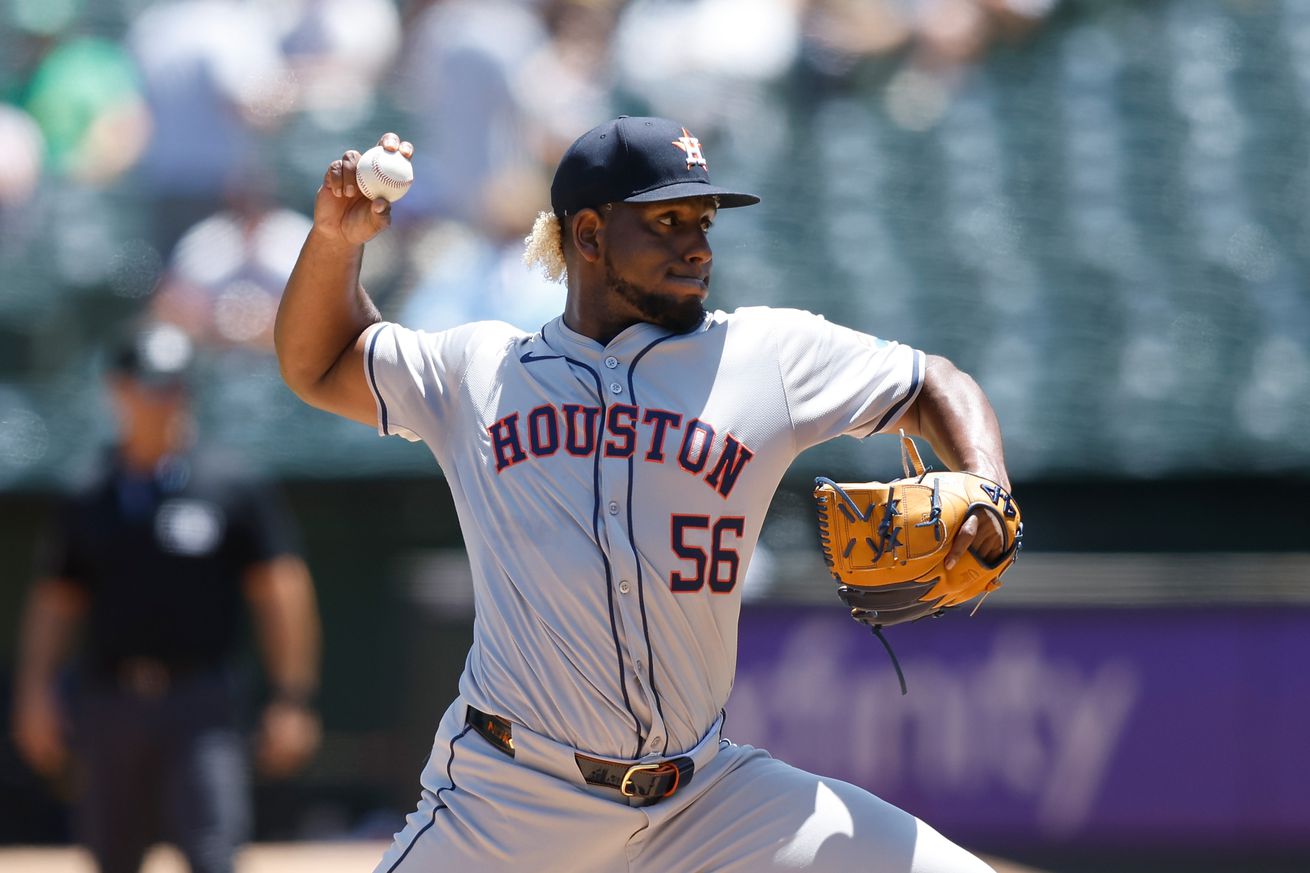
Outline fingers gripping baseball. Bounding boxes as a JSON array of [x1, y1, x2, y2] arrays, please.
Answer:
[[379, 131, 414, 159], [313, 133, 414, 246]]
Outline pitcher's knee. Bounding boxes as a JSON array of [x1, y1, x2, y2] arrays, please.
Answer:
[[901, 819, 995, 873], [835, 790, 994, 873]]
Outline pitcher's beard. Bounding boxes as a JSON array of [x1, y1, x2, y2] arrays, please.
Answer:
[[605, 255, 706, 334]]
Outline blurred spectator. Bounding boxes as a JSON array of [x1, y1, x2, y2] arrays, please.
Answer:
[[799, 0, 913, 80], [21, 36, 150, 185], [0, 103, 43, 211], [281, 0, 402, 132], [151, 189, 313, 352], [400, 165, 565, 332], [795, 0, 1060, 128], [11, 323, 322, 873], [395, 0, 549, 224], [393, 0, 618, 332], [515, 0, 621, 157], [614, 0, 801, 131], [126, 0, 295, 256]]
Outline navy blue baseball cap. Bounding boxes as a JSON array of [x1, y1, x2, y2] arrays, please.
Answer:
[[550, 116, 760, 218]]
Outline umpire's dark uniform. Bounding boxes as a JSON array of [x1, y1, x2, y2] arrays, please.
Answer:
[[44, 445, 302, 873]]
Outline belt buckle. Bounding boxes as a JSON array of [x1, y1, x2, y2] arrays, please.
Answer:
[[619, 762, 663, 797], [620, 761, 682, 798]]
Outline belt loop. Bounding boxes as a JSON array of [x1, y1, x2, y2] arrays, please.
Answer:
[[466, 706, 516, 757]]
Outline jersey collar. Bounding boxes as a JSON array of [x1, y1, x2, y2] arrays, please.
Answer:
[[542, 313, 711, 360]]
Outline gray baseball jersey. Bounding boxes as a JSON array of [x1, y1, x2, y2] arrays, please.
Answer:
[[363, 305, 924, 760]]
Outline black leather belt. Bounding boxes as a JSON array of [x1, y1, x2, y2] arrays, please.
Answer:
[[465, 706, 695, 804]]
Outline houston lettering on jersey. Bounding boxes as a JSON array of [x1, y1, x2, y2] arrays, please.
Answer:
[[488, 403, 755, 498]]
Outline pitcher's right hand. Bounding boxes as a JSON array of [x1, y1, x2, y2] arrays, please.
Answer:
[[313, 132, 414, 246]]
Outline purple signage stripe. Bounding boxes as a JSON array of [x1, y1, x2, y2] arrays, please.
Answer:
[[728, 605, 1310, 852]]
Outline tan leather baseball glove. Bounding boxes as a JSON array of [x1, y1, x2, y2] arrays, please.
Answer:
[[813, 433, 1023, 630]]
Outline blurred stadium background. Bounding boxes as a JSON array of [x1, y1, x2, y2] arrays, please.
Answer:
[[1, 0, 1308, 871]]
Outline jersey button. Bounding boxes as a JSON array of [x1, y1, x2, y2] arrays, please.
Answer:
[[650, 736, 663, 748], [604, 356, 619, 369], [608, 501, 619, 515], [609, 382, 622, 394], [618, 580, 631, 594]]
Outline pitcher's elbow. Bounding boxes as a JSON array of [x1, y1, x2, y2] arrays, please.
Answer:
[[276, 354, 324, 404]]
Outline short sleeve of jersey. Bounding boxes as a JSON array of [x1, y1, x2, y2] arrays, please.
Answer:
[[765, 308, 926, 450], [223, 470, 303, 568], [38, 499, 91, 586], [362, 320, 523, 445]]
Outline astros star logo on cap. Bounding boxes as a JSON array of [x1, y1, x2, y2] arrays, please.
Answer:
[[672, 128, 708, 170]]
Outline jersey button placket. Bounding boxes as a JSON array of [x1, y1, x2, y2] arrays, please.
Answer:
[[603, 355, 661, 739], [595, 394, 638, 616]]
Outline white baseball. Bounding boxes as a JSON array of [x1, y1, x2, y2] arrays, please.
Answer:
[[355, 145, 413, 202]]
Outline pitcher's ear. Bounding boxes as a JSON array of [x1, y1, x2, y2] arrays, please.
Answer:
[[570, 207, 607, 264]]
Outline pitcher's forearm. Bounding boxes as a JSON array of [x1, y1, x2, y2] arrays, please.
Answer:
[[275, 228, 380, 398], [903, 355, 1010, 490]]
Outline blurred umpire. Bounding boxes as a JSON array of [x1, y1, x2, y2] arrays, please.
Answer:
[[11, 323, 322, 873]]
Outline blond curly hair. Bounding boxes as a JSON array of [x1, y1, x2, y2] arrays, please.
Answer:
[[522, 210, 567, 284]]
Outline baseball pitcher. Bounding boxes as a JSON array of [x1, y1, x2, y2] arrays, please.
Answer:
[[276, 118, 1014, 872]]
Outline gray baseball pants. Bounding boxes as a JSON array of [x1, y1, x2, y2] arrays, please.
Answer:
[[375, 698, 993, 873]]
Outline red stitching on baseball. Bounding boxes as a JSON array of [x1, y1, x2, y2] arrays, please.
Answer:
[[356, 153, 410, 200]]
